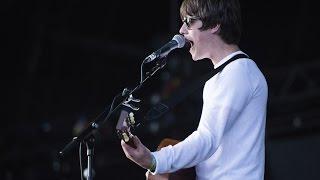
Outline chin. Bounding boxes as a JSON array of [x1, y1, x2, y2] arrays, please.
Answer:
[[192, 58, 202, 62], [191, 54, 197, 61], [191, 54, 202, 61], [190, 51, 197, 61], [192, 57, 200, 61], [190, 49, 202, 61]]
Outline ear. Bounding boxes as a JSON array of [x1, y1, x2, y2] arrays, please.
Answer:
[[210, 24, 220, 34]]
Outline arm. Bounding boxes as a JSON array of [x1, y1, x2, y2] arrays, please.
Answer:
[[152, 62, 253, 174]]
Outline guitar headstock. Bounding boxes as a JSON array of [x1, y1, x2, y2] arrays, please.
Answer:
[[116, 94, 140, 148]]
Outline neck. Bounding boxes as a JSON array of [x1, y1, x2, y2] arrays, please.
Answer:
[[208, 41, 240, 65]]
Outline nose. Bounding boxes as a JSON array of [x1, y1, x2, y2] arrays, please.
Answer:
[[179, 23, 188, 35]]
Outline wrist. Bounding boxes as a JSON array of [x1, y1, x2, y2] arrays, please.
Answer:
[[148, 154, 156, 172]]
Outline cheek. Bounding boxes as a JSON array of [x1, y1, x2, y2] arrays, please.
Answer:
[[194, 35, 210, 52], [191, 32, 205, 44], [197, 33, 208, 43]]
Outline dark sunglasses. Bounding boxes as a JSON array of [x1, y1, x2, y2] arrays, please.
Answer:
[[182, 16, 199, 28]]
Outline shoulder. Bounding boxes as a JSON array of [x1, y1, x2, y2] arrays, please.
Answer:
[[218, 58, 254, 84], [222, 58, 265, 82], [222, 58, 268, 94], [213, 58, 263, 94], [223, 58, 257, 74]]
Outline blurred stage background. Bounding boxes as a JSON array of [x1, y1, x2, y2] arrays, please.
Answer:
[[3, 0, 320, 179]]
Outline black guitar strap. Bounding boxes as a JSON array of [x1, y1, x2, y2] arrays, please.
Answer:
[[144, 53, 249, 121]]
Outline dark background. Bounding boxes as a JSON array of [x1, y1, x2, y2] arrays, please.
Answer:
[[3, 0, 320, 179]]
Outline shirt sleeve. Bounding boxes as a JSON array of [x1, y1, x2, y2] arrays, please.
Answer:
[[151, 61, 254, 174]]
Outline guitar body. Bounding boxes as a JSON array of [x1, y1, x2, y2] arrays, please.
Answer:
[[147, 138, 196, 180]]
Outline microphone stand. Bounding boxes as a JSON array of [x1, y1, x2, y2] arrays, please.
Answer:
[[58, 58, 166, 179], [85, 135, 94, 180]]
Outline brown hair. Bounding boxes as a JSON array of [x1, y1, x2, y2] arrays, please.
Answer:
[[180, 0, 242, 44]]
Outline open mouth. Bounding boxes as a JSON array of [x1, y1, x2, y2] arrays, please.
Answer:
[[189, 40, 194, 47], [185, 39, 194, 49]]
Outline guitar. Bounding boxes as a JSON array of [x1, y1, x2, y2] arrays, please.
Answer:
[[116, 94, 195, 179]]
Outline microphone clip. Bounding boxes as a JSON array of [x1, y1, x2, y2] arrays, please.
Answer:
[[144, 52, 158, 64], [145, 58, 167, 78]]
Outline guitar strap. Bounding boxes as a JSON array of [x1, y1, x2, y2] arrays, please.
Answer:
[[144, 53, 249, 121]]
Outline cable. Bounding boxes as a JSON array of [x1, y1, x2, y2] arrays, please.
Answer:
[[108, 93, 122, 116], [140, 58, 148, 84], [79, 142, 84, 180]]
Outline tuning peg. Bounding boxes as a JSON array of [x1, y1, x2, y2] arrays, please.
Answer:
[[122, 132, 130, 143], [128, 112, 135, 125]]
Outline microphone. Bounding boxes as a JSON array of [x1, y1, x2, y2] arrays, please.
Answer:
[[144, 34, 186, 63]]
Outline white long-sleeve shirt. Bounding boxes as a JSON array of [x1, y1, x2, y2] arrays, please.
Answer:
[[151, 51, 268, 180]]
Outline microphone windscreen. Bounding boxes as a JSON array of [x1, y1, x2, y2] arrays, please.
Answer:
[[172, 34, 186, 48]]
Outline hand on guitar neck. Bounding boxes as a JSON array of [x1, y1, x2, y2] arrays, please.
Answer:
[[116, 93, 141, 148], [116, 109, 137, 148], [117, 94, 154, 170]]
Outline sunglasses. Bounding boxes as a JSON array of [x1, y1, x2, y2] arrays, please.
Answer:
[[182, 16, 199, 29]]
